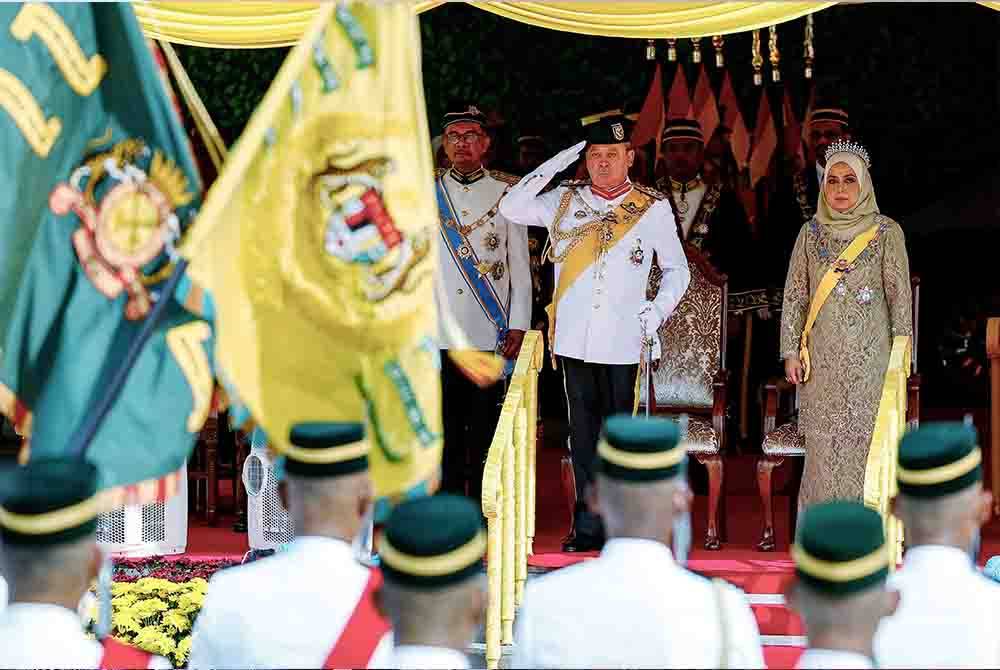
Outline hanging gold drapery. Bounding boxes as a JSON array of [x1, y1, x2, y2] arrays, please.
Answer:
[[751, 30, 763, 86], [768, 25, 780, 82], [691, 37, 703, 63], [804, 14, 815, 79], [133, 2, 835, 48], [712, 35, 725, 67]]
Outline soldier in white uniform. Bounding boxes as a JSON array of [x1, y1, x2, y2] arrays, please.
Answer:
[[378, 494, 485, 670], [500, 114, 690, 551], [786, 501, 899, 670], [513, 416, 764, 668], [0, 458, 170, 669], [435, 105, 531, 500], [188, 423, 393, 669], [875, 422, 1000, 668]]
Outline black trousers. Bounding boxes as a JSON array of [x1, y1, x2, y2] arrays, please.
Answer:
[[560, 356, 638, 500], [440, 352, 505, 500]]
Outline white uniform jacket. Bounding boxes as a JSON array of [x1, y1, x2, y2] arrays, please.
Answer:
[[512, 538, 765, 668], [0, 603, 170, 669], [797, 649, 875, 669], [392, 644, 471, 669], [875, 545, 1000, 668], [187, 536, 393, 669], [499, 171, 689, 365], [435, 168, 531, 351]]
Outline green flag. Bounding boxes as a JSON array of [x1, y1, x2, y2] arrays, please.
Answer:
[[0, 3, 214, 504]]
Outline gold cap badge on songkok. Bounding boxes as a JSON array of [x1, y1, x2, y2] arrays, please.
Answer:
[[0, 458, 102, 546], [596, 415, 686, 482], [379, 494, 485, 588], [284, 421, 370, 477], [662, 118, 705, 145], [792, 501, 889, 596], [897, 422, 982, 498]]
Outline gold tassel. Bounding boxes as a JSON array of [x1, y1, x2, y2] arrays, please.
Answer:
[[804, 14, 816, 80], [646, 39, 656, 61], [751, 30, 763, 86], [667, 38, 677, 62], [768, 25, 781, 83], [712, 35, 725, 67], [691, 37, 702, 64]]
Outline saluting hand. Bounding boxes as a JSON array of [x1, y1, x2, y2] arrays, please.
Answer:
[[536, 140, 586, 176]]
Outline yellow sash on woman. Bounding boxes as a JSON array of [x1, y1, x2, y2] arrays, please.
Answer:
[[799, 223, 880, 382]]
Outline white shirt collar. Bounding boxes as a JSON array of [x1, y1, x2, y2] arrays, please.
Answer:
[[1, 602, 88, 636], [393, 644, 471, 669], [798, 648, 875, 669], [902, 544, 975, 573], [601, 537, 676, 564]]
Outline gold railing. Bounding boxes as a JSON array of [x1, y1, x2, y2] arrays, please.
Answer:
[[863, 335, 911, 567], [481, 329, 542, 670]]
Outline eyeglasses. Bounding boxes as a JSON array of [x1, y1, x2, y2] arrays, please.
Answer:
[[445, 132, 485, 145]]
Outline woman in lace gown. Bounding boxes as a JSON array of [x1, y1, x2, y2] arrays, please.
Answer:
[[780, 142, 911, 510]]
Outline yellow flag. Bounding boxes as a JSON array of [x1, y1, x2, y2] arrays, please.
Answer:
[[179, 1, 448, 513]]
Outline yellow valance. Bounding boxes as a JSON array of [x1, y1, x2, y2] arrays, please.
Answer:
[[134, 1, 840, 48]]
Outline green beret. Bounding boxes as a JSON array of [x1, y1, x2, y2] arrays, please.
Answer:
[[285, 422, 368, 478], [581, 112, 632, 146], [897, 422, 981, 498], [0, 458, 101, 546], [793, 501, 888, 596], [380, 494, 485, 588], [596, 415, 686, 482]]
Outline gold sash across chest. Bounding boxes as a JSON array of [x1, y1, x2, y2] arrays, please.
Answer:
[[544, 187, 654, 368]]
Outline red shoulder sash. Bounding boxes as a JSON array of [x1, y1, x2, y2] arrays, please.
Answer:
[[99, 637, 153, 669], [323, 568, 392, 669]]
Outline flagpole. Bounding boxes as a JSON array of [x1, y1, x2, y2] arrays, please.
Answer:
[[68, 259, 190, 460]]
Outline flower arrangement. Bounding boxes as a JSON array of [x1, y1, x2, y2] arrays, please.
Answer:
[[85, 558, 238, 667]]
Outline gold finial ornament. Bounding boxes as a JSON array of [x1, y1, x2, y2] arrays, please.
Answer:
[[667, 38, 677, 62], [691, 37, 702, 64], [646, 39, 656, 61], [712, 35, 724, 67], [804, 14, 816, 80], [768, 25, 781, 83], [751, 30, 763, 86]]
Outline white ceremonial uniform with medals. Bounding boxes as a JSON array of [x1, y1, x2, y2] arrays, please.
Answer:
[[392, 644, 471, 669], [0, 603, 171, 669], [498, 145, 690, 366], [797, 649, 875, 669], [187, 536, 393, 669], [512, 538, 765, 668], [435, 167, 532, 351], [874, 545, 1000, 668]]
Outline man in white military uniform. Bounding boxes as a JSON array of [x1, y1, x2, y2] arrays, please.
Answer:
[[500, 113, 689, 551], [513, 416, 764, 668], [786, 501, 899, 670], [875, 422, 1000, 668], [188, 423, 393, 669], [378, 495, 486, 670], [0, 458, 170, 669], [435, 105, 531, 500]]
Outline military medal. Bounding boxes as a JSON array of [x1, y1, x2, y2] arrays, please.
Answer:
[[485, 231, 500, 251], [491, 261, 505, 281], [629, 238, 644, 266]]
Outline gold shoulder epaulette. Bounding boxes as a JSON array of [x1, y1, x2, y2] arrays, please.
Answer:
[[488, 170, 522, 185], [434, 167, 447, 178], [633, 183, 667, 200]]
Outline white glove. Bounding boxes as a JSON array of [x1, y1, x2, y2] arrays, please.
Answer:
[[532, 140, 586, 178], [638, 301, 664, 362]]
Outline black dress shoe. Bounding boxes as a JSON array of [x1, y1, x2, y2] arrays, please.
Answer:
[[562, 533, 604, 553]]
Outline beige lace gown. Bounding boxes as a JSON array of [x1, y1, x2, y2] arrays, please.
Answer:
[[780, 216, 912, 509]]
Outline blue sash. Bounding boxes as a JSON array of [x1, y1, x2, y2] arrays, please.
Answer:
[[435, 176, 513, 374]]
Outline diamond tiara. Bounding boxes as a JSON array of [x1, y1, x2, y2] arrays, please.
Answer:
[[824, 139, 871, 168]]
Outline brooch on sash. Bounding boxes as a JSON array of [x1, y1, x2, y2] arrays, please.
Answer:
[[629, 238, 645, 266]]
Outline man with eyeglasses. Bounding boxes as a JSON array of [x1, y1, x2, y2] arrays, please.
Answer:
[[499, 113, 690, 552], [434, 105, 531, 501]]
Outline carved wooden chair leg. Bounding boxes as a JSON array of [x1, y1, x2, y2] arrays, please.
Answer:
[[756, 456, 783, 551], [698, 454, 724, 550]]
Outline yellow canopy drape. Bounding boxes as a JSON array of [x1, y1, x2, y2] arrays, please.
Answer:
[[134, 1, 837, 48]]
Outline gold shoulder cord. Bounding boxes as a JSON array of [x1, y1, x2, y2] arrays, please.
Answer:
[[545, 189, 612, 264]]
